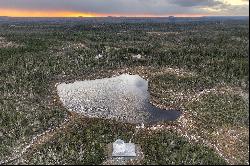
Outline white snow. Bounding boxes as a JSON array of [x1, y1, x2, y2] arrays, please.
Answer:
[[132, 54, 142, 59], [112, 139, 136, 157], [95, 54, 104, 59]]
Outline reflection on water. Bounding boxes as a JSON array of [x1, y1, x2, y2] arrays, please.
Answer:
[[57, 74, 181, 124]]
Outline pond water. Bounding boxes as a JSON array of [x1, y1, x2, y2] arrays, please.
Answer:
[[56, 74, 181, 124]]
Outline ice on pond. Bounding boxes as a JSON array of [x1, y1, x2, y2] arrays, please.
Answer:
[[56, 74, 181, 124]]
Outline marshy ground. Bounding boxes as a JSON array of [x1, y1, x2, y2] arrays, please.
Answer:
[[0, 19, 249, 165]]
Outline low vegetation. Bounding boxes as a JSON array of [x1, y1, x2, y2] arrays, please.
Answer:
[[0, 19, 248, 165]]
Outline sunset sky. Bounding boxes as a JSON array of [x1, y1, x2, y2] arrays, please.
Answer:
[[0, 0, 249, 17]]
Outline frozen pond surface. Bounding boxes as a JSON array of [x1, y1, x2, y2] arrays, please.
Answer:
[[57, 74, 181, 124]]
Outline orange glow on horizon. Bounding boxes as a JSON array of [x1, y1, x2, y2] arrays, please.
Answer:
[[0, 8, 102, 17], [0, 8, 208, 18]]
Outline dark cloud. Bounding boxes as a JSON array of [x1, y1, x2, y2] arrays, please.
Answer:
[[0, 0, 248, 16]]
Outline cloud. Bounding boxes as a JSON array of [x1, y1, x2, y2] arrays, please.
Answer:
[[214, 4, 249, 15], [168, 0, 224, 7], [0, 0, 248, 16]]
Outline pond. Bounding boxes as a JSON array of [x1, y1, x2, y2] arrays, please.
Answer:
[[56, 74, 181, 124]]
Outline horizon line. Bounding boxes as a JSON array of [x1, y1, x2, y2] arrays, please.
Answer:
[[1, 15, 249, 18]]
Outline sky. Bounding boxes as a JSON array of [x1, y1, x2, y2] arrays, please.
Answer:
[[0, 0, 249, 17]]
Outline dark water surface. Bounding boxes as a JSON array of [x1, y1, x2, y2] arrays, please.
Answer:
[[144, 102, 182, 124]]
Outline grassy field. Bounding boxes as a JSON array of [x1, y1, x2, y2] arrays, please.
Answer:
[[0, 20, 249, 165]]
